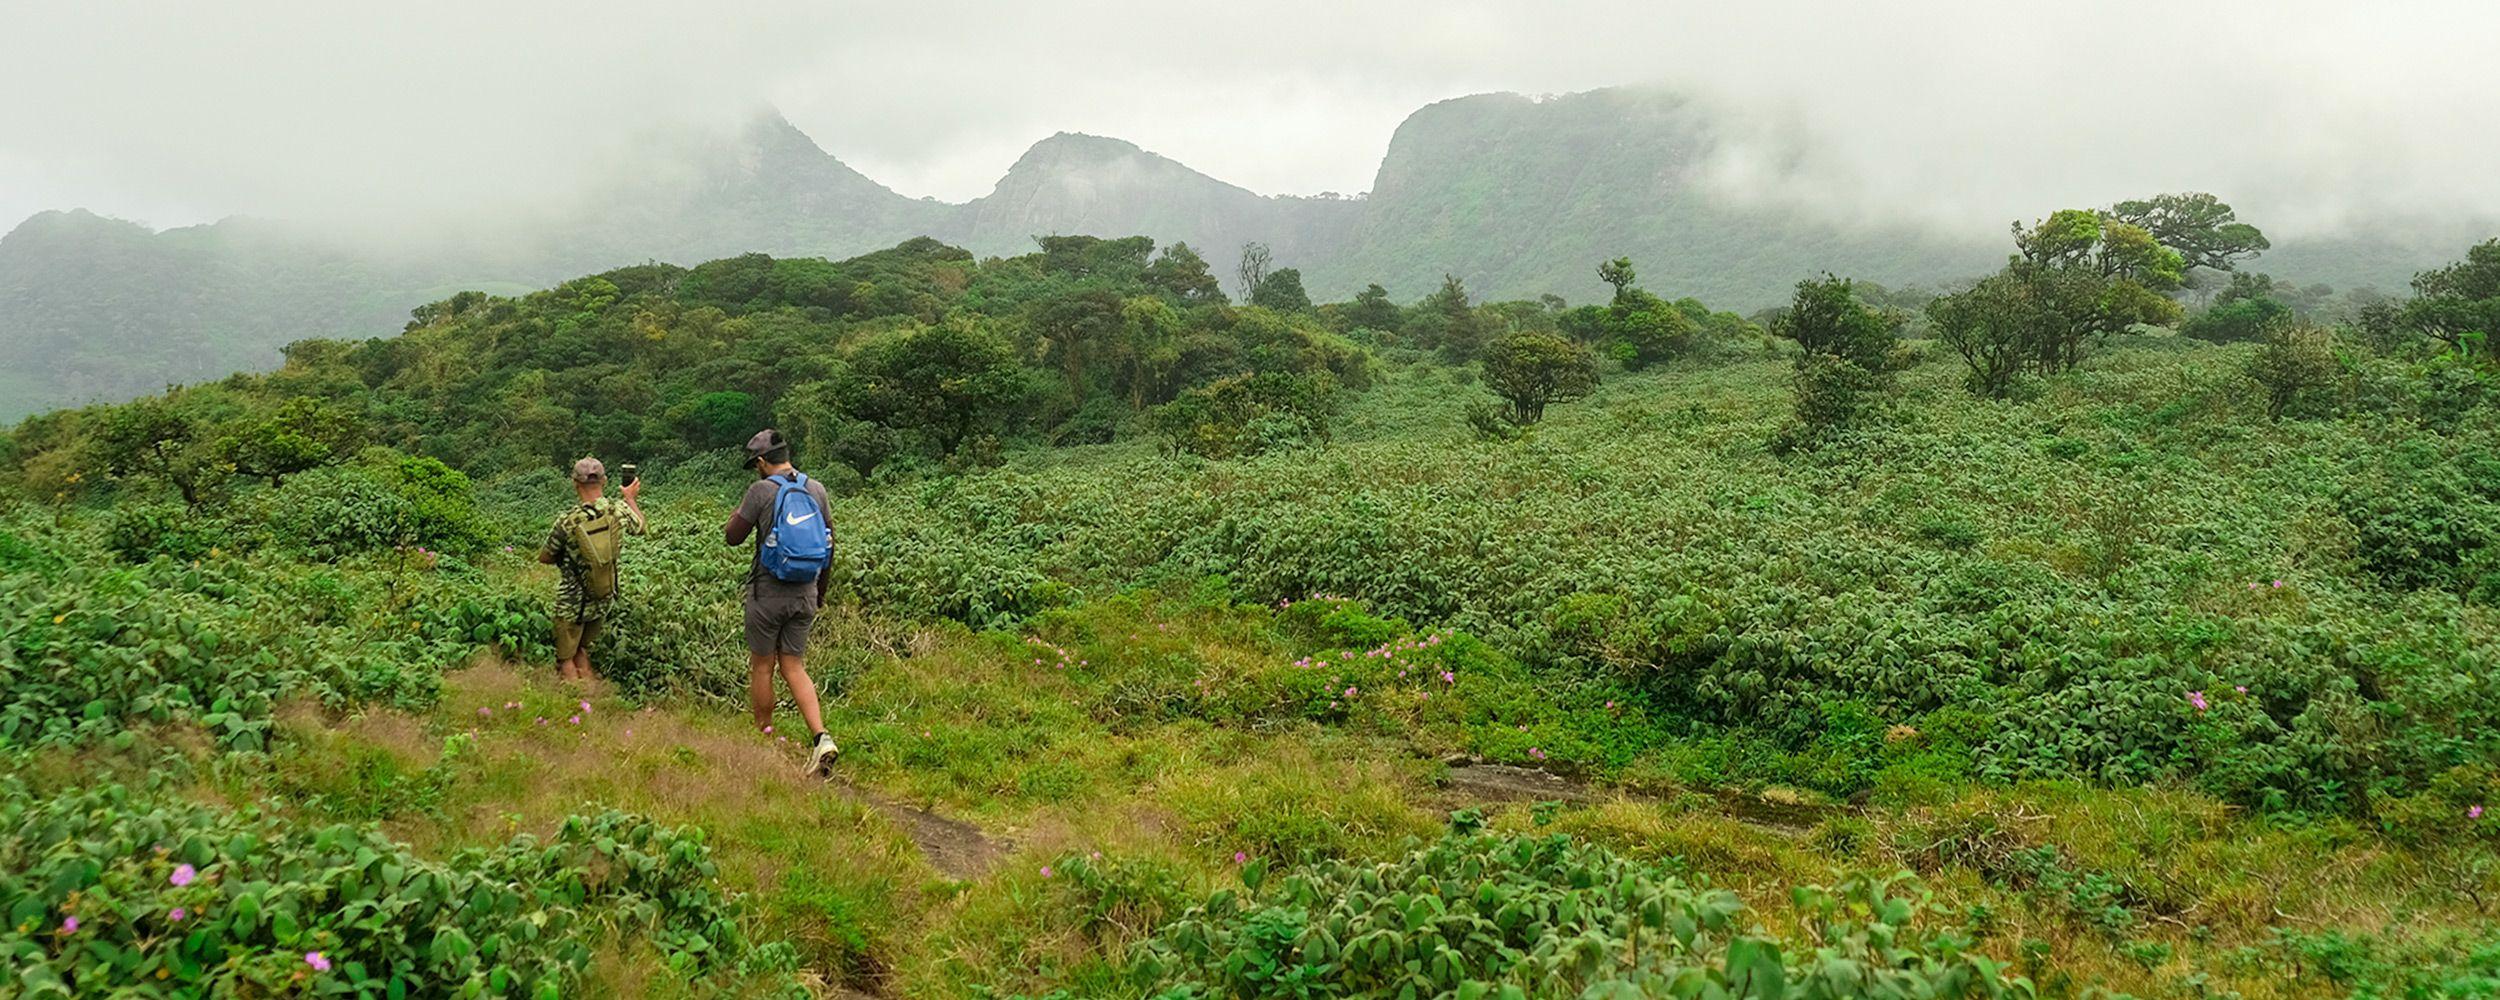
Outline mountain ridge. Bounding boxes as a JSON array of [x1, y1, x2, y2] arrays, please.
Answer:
[[1, 88, 2485, 419]]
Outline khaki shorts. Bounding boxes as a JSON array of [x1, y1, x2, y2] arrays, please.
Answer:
[[554, 618, 603, 660], [744, 592, 817, 656]]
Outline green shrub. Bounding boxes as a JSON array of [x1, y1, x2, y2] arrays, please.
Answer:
[[1125, 821, 2029, 998], [103, 502, 225, 563], [0, 778, 798, 997]]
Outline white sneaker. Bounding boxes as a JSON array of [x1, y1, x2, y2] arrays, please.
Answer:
[[807, 732, 839, 775]]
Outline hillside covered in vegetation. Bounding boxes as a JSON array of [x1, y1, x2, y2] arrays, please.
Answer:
[[5, 86, 2481, 420], [6, 211, 2500, 996]]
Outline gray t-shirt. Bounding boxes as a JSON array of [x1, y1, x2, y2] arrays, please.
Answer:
[[737, 472, 833, 601]]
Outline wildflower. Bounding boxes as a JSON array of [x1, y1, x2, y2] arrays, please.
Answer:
[[505, 701, 518, 709], [478, 707, 491, 717], [1344, 687, 1357, 698], [305, 952, 330, 972], [1234, 851, 1247, 864], [1605, 700, 1616, 710], [536, 717, 547, 725], [2473, 805, 2486, 820], [1529, 748, 1547, 761], [2272, 579, 2284, 588], [60, 916, 78, 934], [168, 908, 186, 922], [568, 715, 580, 725], [2188, 691, 2209, 712], [1328, 701, 1339, 709], [2235, 685, 2248, 694], [1441, 671, 1455, 684], [763, 725, 774, 734], [170, 864, 195, 887], [1040, 865, 1053, 878], [578, 700, 591, 712]]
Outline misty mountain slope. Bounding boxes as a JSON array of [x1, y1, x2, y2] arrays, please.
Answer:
[[0, 210, 453, 417], [1313, 89, 2001, 304], [3, 86, 2486, 420], [551, 112, 947, 271], [945, 131, 1356, 268]]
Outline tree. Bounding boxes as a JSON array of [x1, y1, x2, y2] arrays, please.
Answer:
[[1479, 332, 1599, 424], [1995, 210, 2186, 373], [2400, 238, 2500, 360], [93, 397, 216, 507], [1772, 275, 1900, 370], [1600, 289, 1696, 370], [1407, 275, 1492, 361], [1597, 258, 1636, 299], [1022, 290, 1127, 402], [1143, 242, 1225, 304], [849, 321, 1032, 455], [1771, 276, 1903, 444], [1926, 270, 2044, 399], [2109, 192, 2269, 274], [1152, 371, 1338, 459], [2247, 323, 2342, 420], [1236, 243, 1273, 303], [1250, 268, 1314, 313], [1343, 283, 1399, 332], [213, 397, 364, 487]]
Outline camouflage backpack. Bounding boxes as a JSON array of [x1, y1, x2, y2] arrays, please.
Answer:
[[567, 504, 624, 600]]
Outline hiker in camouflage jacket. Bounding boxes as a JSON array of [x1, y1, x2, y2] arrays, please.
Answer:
[[536, 457, 644, 683]]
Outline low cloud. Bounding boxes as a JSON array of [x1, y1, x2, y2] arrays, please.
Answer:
[[4, 0, 2493, 241]]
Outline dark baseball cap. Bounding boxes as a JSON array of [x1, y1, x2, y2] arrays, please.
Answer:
[[743, 428, 788, 466]]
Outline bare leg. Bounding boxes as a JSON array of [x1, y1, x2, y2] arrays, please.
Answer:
[[778, 655, 826, 734], [748, 653, 778, 729]]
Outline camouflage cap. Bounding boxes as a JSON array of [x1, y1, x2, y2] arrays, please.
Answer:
[[570, 457, 606, 483]]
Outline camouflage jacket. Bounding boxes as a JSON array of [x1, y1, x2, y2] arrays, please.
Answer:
[[536, 497, 646, 622]]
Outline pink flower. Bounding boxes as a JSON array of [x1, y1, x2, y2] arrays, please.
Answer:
[[1039, 865, 1053, 878], [305, 952, 330, 972], [2473, 805, 2486, 820], [1440, 671, 1455, 684], [170, 864, 195, 887], [505, 701, 518, 709], [762, 725, 774, 734], [536, 717, 546, 725], [578, 700, 591, 712], [1604, 700, 1616, 709], [1344, 686, 1357, 698], [168, 908, 186, 922], [1233, 851, 1248, 864], [60, 916, 78, 934], [478, 707, 491, 717], [568, 715, 580, 725], [1529, 748, 1547, 760], [2188, 691, 2209, 712], [2272, 579, 2284, 588], [2235, 685, 2248, 694]]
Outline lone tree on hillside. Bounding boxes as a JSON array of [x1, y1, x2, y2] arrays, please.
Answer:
[[1598, 257, 1636, 298], [1480, 331, 1599, 424], [2108, 192, 2269, 274], [1236, 242, 1273, 303], [1771, 275, 1904, 446]]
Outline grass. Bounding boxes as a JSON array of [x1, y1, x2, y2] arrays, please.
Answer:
[[70, 584, 2474, 998]]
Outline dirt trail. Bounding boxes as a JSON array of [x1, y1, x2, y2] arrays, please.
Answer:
[[1436, 762, 1837, 835], [826, 775, 1012, 881]]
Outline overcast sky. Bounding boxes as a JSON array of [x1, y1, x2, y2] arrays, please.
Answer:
[[4, 0, 2494, 237]]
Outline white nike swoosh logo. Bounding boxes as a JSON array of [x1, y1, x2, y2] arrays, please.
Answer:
[[783, 512, 816, 526]]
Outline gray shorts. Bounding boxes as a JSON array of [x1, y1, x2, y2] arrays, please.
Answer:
[[744, 592, 817, 656]]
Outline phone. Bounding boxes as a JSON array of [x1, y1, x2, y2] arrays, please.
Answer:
[[618, 464, 638, 488]]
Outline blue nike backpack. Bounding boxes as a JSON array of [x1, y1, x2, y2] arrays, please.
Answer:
[[759, 473, 831, 583]]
